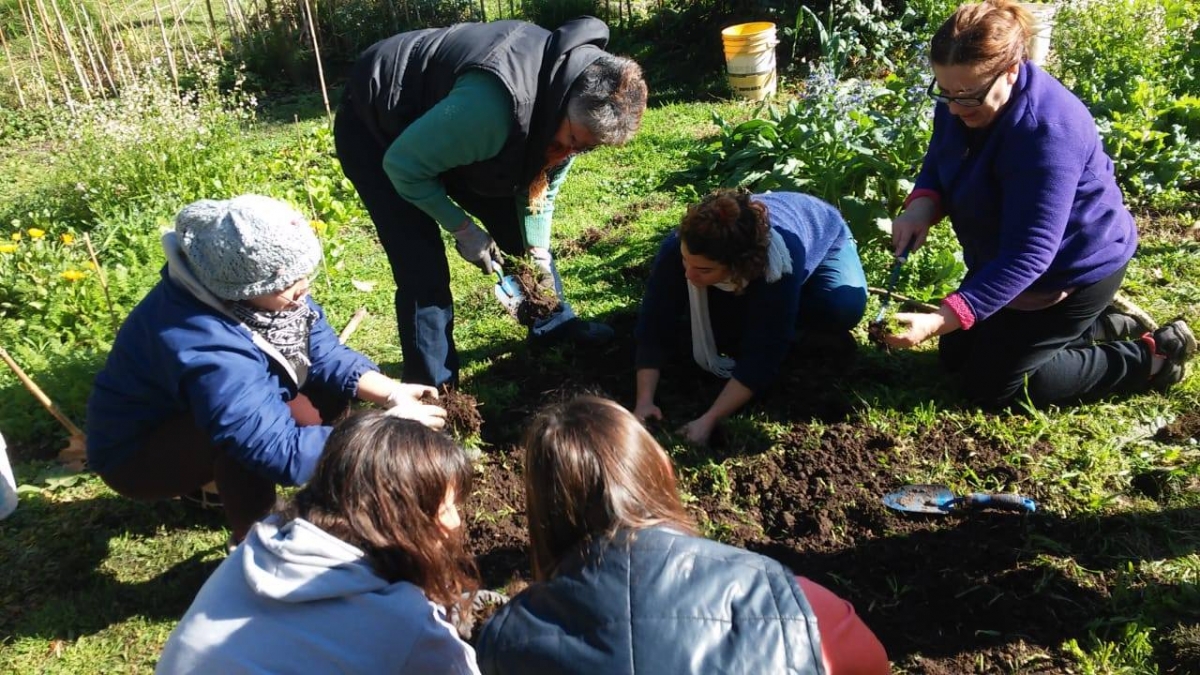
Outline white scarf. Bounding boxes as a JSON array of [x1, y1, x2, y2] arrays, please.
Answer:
[[688, 229, 793, 378]]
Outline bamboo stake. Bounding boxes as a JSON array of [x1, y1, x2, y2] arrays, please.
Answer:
[[203, 0, 223, 57], [1111, 293, 1158, 331], [301, 0, 331, 120], [48, 0, 93, 102], [95, 2, 127, 89], [82, 233, 120, 337], [69, 0, 106, 96], [77, 2, 116, 94], [31, 0, 74, 111], [151, 0, 179, 90], [22, 0, 54, 107], [0, 347, 86, 439], [0, 27, 28, 108]]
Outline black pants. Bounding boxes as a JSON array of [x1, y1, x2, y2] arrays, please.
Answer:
[[939, 264, 1152, 408], [98, 390, 345, 542], [334, 101, 527, 386]]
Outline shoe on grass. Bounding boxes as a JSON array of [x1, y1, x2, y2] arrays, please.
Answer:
[[1146, 319, 1197, 390], [531, 318, 614, 348]]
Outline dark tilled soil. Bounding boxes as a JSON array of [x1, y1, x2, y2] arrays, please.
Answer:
[[451, 310, 1195, 671], [1156, 410, 1200, 443], [510, 262, 561, 328]]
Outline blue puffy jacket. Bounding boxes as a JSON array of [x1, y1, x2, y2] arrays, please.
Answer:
[[87, 256, 377, 486], [475, 527, 826, 675]]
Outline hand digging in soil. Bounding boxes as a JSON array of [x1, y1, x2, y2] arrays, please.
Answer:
[[421, 386, 483, 443]]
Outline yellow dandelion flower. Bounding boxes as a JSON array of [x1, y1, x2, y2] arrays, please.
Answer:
[[311, 220, 328, 235], [10, 232, 20, 241], [28, 228, 45, 239], [60, 233, 75, 245], [0, 244, 17, 254], [60, 269, 87, 282]]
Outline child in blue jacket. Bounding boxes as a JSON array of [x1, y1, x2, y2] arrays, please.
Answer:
[[87, 195, 445, 541]]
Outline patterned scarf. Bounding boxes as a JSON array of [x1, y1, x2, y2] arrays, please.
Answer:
[[226, 300, 318, 376]]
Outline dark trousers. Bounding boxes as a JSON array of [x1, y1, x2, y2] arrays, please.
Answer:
[[939, 264, 1151, 408], [98, 392, 341, 542], [334, 103, 527, 387]]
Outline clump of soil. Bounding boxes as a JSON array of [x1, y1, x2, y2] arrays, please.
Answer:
[[867, 306, 901, 350], [506, 258, 561, 327], [422, 385, 483, 441], [1155, 410, 1200, 443]]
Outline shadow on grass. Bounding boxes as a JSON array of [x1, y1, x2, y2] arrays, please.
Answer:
[[0, 350, 106, 463], [752, 506, 1200, 668], [0, 490, 225, 644]]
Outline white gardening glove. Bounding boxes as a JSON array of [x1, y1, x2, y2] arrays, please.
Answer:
[[384, 384, 447, 430], [453, 219, 503, 274], [529, 247, 557, 295]]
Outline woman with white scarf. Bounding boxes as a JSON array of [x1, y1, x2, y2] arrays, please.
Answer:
[[88, 195, 447, 543], [634, 190, 868, 444]]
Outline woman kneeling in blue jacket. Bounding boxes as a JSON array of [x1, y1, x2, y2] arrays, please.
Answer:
[[476, 395, 890, 675], [634, 190, 868, 444], [86, 195, 446, 542]]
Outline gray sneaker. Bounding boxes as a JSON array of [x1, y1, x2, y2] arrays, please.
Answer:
[[1149, 319, 1197, 390]]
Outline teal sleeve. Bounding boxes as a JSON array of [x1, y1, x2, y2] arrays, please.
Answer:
[[519, 157, 573, 250], [382, 70, 513, 231]]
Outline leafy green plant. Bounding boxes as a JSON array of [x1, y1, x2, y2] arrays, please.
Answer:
[[681, 62, 933, 246]]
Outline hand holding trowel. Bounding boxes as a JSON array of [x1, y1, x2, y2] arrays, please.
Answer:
[[492, 261, 525, 317]]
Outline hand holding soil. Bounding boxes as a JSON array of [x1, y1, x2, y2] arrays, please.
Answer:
[[421, 385, 484, 443], [507, 257, 561, 327]]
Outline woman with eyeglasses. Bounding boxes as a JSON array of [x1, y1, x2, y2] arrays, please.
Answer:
[[335, 17, 648, 388], [87, 195, 447, 544], [883, 0, 1195, 407]]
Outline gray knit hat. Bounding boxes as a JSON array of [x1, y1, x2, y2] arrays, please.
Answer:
[[175, 195, 322, 301]]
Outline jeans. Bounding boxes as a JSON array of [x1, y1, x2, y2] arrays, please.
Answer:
[[939, 263, 1151, 408], [334, 102, 573, 387]]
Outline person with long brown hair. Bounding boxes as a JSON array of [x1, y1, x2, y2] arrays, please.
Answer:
[[634, 189, 868, 445], [883, 0, 1194, 404], [475, 395, 889, 675], [156, 412, 480, 674]]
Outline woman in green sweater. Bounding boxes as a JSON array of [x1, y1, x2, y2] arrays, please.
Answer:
[[335, 17, 647, 387]]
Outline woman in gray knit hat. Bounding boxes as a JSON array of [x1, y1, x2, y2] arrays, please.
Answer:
[[86, 194, 447, 543]]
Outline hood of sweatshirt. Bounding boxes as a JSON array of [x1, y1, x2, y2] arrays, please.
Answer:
[[240, 517, 389, 603]]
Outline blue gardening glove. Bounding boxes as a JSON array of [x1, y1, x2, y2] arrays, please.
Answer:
[[453, 219, 503, 274]]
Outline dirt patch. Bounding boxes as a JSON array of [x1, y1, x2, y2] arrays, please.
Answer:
[[1155, 410, 1200, 443], [423, 386, 483, 442], [506, 258, 561, 328]]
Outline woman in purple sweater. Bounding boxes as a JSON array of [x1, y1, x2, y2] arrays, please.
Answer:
[[884, 0, 1195, 407]]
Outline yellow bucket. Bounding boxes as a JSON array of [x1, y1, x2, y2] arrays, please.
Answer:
[[721, 22, 778, 101]]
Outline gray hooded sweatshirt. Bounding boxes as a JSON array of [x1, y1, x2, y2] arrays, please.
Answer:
[[156, 518, 479, 674]]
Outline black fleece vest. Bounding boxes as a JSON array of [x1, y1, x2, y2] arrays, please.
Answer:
[[347, 18, 609, 198]]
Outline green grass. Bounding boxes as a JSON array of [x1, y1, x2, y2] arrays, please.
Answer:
[[1, 86, 1199, 673]]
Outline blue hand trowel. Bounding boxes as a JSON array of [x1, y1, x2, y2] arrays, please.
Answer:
[[883, 484, 1037, 515], [492, 263, 524, 316]]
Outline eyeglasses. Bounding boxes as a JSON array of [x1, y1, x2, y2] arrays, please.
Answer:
[[925, 70, 1005, 108], [565, 118, 598, 155]]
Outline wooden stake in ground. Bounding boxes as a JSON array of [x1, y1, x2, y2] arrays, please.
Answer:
[[338, 307, 368, 345], [82, 233, 120, 336], [0, 27, 27, 108], [300, 0, 331, 121], [0, 347, 87, 471]]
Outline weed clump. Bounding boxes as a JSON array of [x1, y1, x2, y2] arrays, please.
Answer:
[[507, 258, 561, 327], [867, 306, 903, 350]]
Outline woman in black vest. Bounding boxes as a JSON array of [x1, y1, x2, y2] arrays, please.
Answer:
[[335, 17, 647, 387]]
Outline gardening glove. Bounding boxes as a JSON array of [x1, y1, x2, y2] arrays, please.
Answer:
[[453, 219, 503, 275], [384, 383, 447, 430], [529, 248, 558, 295]]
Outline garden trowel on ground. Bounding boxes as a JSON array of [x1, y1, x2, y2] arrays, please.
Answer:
[[883, 484, 1037, 515], [492, 263, 524, 317]]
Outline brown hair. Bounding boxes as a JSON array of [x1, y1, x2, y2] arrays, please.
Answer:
[[522, 395, 697, 581], [679, 189, 771, 287], [277, 412, 477, 609], [930, 0, 1033, 72]]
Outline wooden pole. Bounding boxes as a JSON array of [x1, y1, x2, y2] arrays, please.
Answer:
[[48, 0, 93, 102], [31, 0, 75, 111], [338, 308, 368, 344], [301, 0, 331, 120], [76, 2, 117, 94], [0, 347, 86, 439], [151, 0, 180, 90], [204, 0, 224, 57], [0, 27, 28, 108], [69, 0, 107, 96], [17, 0, 54, 107], [82, 233, 120, 337]]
